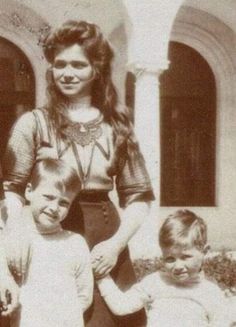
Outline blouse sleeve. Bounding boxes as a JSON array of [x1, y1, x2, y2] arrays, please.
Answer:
[[3, 112, 37, 197], [0, 163, 4, 200], [115, 145, 155, 208]]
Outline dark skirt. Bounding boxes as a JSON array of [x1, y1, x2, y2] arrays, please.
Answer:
[[62, 192, 146, 327]]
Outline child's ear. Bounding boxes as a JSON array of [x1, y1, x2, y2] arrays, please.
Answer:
[[25, 183, 33, 202]]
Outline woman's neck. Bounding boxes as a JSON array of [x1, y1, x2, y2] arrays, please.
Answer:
[[66, 96, 100, 123], [67, 94, 92, 108]]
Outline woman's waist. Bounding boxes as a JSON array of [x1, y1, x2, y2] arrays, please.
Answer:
[[77, 190, 110, 202]]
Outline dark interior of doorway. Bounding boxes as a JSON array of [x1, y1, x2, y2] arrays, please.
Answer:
[[160, 41, 216, 206], [0, 37, 35, 157]]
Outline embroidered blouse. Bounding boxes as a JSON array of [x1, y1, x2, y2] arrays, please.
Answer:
[[3, 108, 154, 208]]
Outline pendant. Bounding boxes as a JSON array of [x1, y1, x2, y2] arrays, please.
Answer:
[[62, 122, 103, 146]]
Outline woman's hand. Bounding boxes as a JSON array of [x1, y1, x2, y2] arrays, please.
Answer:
[[4, 193, 32, 284], [4, 229, 32, 285], [0, 273, 19, 316], [91, 240, 120, 278]]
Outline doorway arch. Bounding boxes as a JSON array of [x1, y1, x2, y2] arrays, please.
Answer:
[[160, 41, 216, 206], [0, 37, 35, 155], [170, 6, 236, 209]]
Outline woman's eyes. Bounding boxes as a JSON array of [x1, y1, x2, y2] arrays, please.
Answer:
[[71, 61, 88, 69], [53, 60, 66, 69], [53, 60, 88, 69]]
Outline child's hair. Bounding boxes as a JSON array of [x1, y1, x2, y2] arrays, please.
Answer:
[[30, 159, 81, 195], [159, 209, 207, 251]]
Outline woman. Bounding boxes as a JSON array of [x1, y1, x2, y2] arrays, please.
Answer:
[[3, 20, 154, 326]]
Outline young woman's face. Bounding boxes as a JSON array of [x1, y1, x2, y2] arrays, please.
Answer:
[[52, 44, 94, 101]]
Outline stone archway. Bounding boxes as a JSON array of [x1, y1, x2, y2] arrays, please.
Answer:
[[160, 41, 217, 207], [0, 36, 36, 154], [0, 0, 50, 107], [170, 6, 236, 208]]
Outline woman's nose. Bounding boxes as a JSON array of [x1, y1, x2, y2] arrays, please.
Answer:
[[63, 75, 74, 83], [63, 65, 75, 79]]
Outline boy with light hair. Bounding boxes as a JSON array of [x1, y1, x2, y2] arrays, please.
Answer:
[[97, 209, 233, 326], [5, 159, 93, 327]]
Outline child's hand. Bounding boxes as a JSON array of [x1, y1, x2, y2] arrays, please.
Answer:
[[225, 288, 236, 298], [0, 274, 19, 316], [91, 240, 119, 278]]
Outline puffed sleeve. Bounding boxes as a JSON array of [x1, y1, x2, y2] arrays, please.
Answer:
[[116, 145, 155, 208], [3, 112, 37, 197]]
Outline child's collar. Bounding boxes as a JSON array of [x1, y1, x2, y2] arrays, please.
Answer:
[[160, 270, 204, 288]]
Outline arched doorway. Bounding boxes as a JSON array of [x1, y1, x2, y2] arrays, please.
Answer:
[[0, 37, 35, 156], [160, 41, 216, 206]]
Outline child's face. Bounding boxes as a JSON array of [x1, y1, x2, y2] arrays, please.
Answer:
[[162, 245, 204, 284], [25, 180, 76, 232]]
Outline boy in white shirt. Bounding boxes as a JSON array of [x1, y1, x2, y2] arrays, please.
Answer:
[[5, 159, 93, 327], [97, 209, 233, 326]]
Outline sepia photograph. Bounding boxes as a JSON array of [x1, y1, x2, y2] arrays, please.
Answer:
[[0, 0, 236, 326]]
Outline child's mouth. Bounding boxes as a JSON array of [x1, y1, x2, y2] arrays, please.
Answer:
[[44, 212, 58, 220], [173, 271, 188, 278]]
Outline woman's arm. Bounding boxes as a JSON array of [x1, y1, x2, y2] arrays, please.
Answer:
[[97, 274, 144, 315], [2, 112, 37, 279], [0, 234, 19, 315], [4, 192, 25, 229], [91, 202, 150, 277], [92, 125, 154, 276]]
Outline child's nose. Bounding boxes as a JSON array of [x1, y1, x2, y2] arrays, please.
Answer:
[[174, 260, 184, 271], [49, 201, 58, 212]]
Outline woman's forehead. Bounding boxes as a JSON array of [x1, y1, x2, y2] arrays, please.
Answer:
[[54, 43, 87, 61]]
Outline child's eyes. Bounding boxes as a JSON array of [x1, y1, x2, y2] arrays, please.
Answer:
[[43, 194, 54, 200], [164, 256, 176, 263], [181, 255, 192, 260], [59, 200, 70, 208]]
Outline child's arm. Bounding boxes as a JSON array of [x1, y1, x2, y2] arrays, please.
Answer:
[[74, 238, 94, 312], [97, 274, 145, 315]]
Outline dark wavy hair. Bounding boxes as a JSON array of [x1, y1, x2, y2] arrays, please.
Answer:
[[42, 20, 138, 171]]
